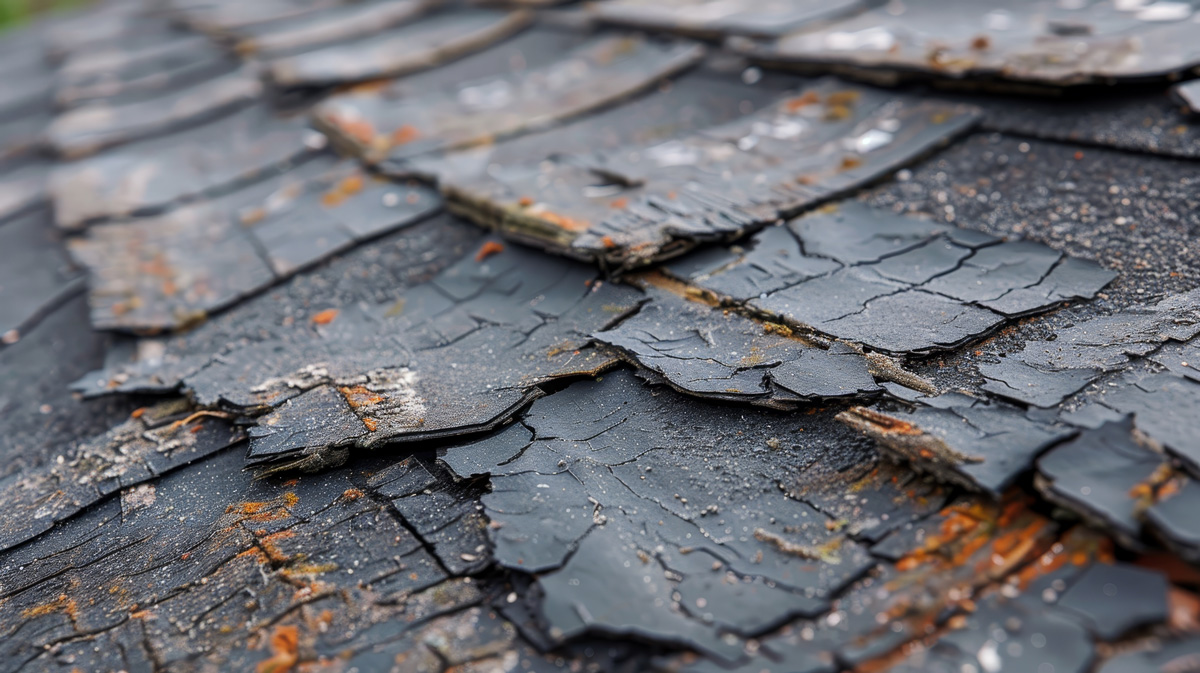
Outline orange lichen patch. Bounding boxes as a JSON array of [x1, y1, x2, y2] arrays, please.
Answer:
[[130, 407, 147, 419], [338, 174, 364, 196], [320, 173, 365, 208], [339, 385, 385, 409], [256, 625, 300, 673], [518, 196, 534, 207], [21, 593, 79, 622], [342, 488, 364, 501], [600, 235, 616, 249], [839, 155, 863, 171], [311, 309, 339, 325], [537, 209, 590, 233], [609, 197, 629, 209], [475, 240, 505, 262], [784, 90, 821, 113], [228, 501, 270, 516], [283, 492, 299, 508], [362, 418, 378, 432], [260, 530, 297, 563], [391, 124, 421, 145], [970, 35, 991, 50]]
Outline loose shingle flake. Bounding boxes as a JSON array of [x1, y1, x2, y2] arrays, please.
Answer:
[[68, 159, 441, 331], [314, 35, 705, 168], [1036, 417, 1165, 548], [670, 201, 1110, 354], [49, 104, 320, 230], [594, 284, 881, 406], [735, 0, 1200, 88], [838, 399, 1073, 496], [0, 208, 83, 345], [980, 289, 1200, 407], [269, 9, 534, 88], [231, 0, 432, 57], [55, 33, 237, 108], [445, 79, 979, 267], [589, 0, 864, 39], [45, 65, 263, 159]]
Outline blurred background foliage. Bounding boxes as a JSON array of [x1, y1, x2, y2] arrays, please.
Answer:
[[0, 0, 90, 30]]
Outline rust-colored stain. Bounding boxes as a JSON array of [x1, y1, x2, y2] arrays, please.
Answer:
[[256, 624, 300, 673], [475, 240, 505, 262], [784, 90, 821, 113], [311, 309, 339, 325]]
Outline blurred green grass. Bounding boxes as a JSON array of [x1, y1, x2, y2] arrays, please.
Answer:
[[0, 0, 90, 31]]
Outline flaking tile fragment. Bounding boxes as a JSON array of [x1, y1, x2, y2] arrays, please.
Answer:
[[231, 0, 433, 57], [444, 78, 979, 267], [980, 289, 1200, 407], [671, 201, 1110, 354], [839, 400, 1073, 496], [80, 236, 642, 468], [735, 0, 1200, 88], [68, 159, 440, 331], [45, 65, 263, 159], [589, 0, 863, 39], [441, 371, 889, 657], [55, 33, 237, 108], [0, 399, 244, 553], [49, 104, 320, 230], [314, 35, 705, 167], [1036, 416, 1165, 548], [269, 9, 534, 88], [594, 285, 881, 406], [0, 208, 83, 344]]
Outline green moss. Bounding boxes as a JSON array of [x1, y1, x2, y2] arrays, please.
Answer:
[[0, 0, 91, 32]]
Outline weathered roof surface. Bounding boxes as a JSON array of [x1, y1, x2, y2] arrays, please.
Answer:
[[2, 1, 1200, 671]]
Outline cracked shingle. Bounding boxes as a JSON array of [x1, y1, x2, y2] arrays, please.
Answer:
[[589, 0, 863, 38], [268, 8, 534, 88], [735, 0, 1200, 88], [313, 35, 705, 168], [445, 79, 978, 267]]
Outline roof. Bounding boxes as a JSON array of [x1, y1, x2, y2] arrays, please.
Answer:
[[1, 1, 1200, 671]]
